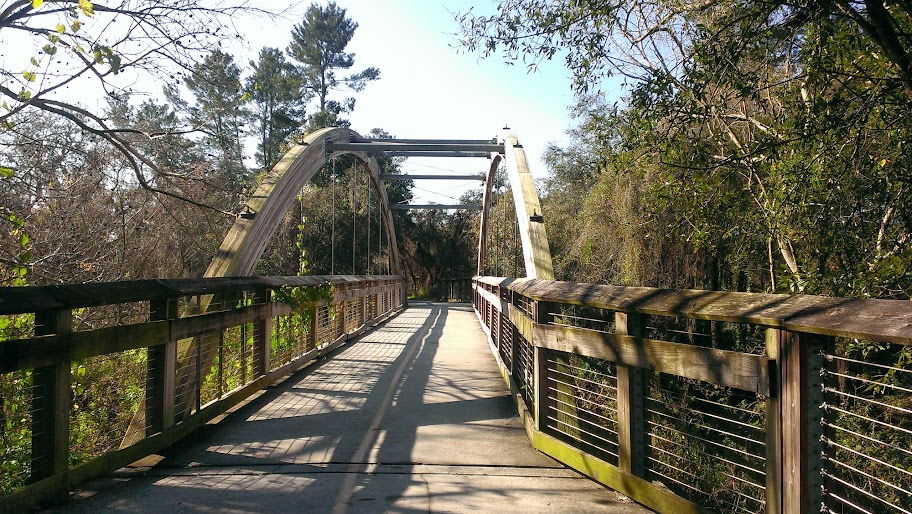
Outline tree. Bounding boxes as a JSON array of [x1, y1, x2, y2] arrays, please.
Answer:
[[247, 47, 305, 171], [171, 49, 250, 210], [459, 1, 912, 299], [0, 0, 273, 212], [287, 1, 379, 128]]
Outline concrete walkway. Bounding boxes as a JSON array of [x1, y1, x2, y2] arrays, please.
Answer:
[[50, 302, 651, 513]]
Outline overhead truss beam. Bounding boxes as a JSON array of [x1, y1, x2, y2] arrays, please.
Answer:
[[379, 174, 486, 181], [351, 138, 497, 145], [326, 140, 504, 156], [390, 204, 482, 211]]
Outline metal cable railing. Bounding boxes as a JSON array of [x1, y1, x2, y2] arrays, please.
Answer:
[[0, 275, 405, 509], [472, 276, 912, 514]]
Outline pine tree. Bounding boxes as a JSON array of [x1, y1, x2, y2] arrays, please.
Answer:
[[247, 48, 306, 171], [287, 2, 379, 128]]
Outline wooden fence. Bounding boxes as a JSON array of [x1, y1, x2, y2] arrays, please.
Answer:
[[473, 276, 912, 514], [0, 275, 404, 512]]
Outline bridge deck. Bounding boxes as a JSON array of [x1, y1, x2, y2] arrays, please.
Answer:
[[48, 302, 649, 513]]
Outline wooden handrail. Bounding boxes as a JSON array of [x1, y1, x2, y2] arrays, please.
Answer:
[[472, 276, 912, 514], [475, 276, 912, 345], [0, 275, 405, 512], [0, 275, 401, 315]]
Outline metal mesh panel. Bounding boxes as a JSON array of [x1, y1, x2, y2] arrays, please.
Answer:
[[73, 302, 149, 331], [546, 353, 620, 465], [173, 337, 199, 417], [220, 323, 254, 392], [69, 350, 147, 467], [514, 333, 535, 413], [0, 370, 34, 495], [644, 315, 767, 354], [499, 312, 513, 372], [822, 340, 912, 514], [198, 333, 221, 406], [316, 304, 333, 346], [645, 373, 767, 514]]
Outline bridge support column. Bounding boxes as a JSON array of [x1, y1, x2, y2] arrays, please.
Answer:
[[615, 312, 646, 478], [147, 298, 177, 435], [253, 289, 272, 376], [766, 329, 827, 514], [533, 301, 554, 431], [30, 309, 72, 483]]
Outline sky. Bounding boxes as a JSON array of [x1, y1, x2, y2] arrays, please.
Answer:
[[233, 0, 578, 204], [2, 0, 584, 204]]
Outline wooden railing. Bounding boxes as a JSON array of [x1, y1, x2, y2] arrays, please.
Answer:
[[473, 276, 912, 514], [435, 277, 473, 302], [0, 275, 404, 512]]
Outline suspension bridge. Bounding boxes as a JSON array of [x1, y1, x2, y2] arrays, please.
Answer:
[[1, 128, 910, 514]]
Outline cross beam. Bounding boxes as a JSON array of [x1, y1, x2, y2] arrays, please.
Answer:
[[325, 139, 504, 156], [390, 204, 482, 211], [379, 174, 486, 181]]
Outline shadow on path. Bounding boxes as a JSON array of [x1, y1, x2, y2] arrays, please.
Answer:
[[47, 302, 650, 514]]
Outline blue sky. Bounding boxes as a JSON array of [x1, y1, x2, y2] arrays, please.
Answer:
[[2, 1, 586, 203], [238, 0, 578, 203]]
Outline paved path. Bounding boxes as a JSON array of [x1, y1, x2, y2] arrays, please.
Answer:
[[50, 302, 651, 513]]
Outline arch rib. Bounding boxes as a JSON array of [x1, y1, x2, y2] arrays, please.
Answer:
[[205, 127, 402, 278], [477, 131, 554, 279]]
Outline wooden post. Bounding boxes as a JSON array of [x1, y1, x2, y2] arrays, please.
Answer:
[[533, 300, 554, 431], [767, 328, 826, 514], [147, 298, 177, 435], [308, 304, 318, 351], [509, 290, 520, 381], [765, 329, 782, 514], [31, 309, 72, 482], [253, 289, 271, 376], [615, 312, 646, 477], [360, 282, 367, 326], [338, 283, 347, 337]]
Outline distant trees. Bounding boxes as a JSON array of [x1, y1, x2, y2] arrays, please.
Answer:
[[0, 0, 400, 287], [288, 1, 379, 129], [0, 0, 270, 209], [460, 0, 912, 299], [248, 48, 305, 171], [169, 49, 250, 210]]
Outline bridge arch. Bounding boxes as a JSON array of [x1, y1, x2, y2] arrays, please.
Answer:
[[205, 127, 403, 278], [477, 131, 554, 279]]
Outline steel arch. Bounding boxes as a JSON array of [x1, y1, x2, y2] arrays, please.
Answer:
[[205, 127, 403, 278], [477, 131, 554, 279]]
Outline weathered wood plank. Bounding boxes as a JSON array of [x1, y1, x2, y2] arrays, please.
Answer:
[[533, 323, 770, 394], [473, 277, 912, 345], [615, 312, 646, 478], [502, 133, 554, 279], [171, 304, 271, 340], [770, 329, 826, 514], [147, 298, 177, 436], [0, 275, 401, 315], [507, 304, 533, 343], [0, 322, 169, 374], [30, 309, 72, 483]]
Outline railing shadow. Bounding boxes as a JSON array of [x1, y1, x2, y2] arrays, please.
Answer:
[[47, 301, 639, 513]]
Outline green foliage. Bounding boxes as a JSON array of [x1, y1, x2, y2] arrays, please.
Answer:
[[287, 1, 379, 128], [247, 47, 306, 170], [272, 283, 334, 316]]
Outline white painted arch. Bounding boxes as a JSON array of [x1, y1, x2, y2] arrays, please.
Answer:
[[205, 127, 403, 278]]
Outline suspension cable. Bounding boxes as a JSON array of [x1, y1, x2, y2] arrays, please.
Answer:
[[352, 169, 357, 275], [367, 173, 371, 275], [331, 157, 336, 275]]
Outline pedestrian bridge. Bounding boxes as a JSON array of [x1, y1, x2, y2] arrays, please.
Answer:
[[37, 301, 646, 513], [1, 128, 910, 514]]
